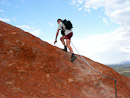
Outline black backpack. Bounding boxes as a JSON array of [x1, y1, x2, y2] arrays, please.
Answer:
[[62, 19, 73, 30]]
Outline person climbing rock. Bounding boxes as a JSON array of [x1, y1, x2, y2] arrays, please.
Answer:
[[54, 19, 77, 62]]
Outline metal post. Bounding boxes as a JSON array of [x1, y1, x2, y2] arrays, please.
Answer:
[[115, 80, 117, 98]]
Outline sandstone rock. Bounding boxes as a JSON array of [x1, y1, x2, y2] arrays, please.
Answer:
[[11, 32, 17, 35], [0, 94, 7, 98], [16, 40, 25, 46], [0, 21, 129, 98]]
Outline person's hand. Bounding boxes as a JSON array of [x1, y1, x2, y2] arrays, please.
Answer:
[[54, 40, 57, 44]]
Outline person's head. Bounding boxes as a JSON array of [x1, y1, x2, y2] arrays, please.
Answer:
[[57, 19, 62, 24]]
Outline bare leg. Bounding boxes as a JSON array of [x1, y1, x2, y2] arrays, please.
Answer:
[[66, 39, 73, 54], [60, 36, 66, 46]]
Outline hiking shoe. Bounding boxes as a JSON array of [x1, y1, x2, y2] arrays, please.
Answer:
[[71, 55, 77, 62], [62, 48, 67, 52], [62, 46, 67, 52]]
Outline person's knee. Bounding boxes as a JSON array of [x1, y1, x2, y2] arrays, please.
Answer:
[[60, 37, 63, 41]]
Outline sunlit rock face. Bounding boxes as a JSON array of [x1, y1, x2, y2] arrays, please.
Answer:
[[0, 21, 130, 98]]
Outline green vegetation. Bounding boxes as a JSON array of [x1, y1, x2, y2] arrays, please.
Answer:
[[108, 64, 130, 77]]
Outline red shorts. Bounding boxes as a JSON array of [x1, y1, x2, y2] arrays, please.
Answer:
[[65, 32, 73, 39]]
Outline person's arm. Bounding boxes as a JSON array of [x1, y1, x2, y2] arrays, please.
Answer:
[[54, 29, 60, 44]]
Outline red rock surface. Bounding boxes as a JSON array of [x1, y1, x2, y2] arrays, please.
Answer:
[[0, 20, 130, 98]]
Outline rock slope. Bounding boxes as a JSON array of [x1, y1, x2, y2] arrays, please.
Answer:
[[0, 21, 130, 98]]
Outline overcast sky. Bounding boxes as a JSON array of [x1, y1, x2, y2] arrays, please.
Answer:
[[0, 0, 130, 64]]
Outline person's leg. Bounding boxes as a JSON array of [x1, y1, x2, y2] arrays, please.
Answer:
[[60, 36, 66, 46], [60, 36, 67, 52], [66, 39, 77, 62], [66, 39, 73, 54]]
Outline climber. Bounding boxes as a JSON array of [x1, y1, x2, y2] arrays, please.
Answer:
[[54, 19, 77, 62]]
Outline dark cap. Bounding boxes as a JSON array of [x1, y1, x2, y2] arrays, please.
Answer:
[[57, 19, 62, 21]]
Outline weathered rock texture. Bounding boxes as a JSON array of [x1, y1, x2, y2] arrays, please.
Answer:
[[0, 21, 130, 98]]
